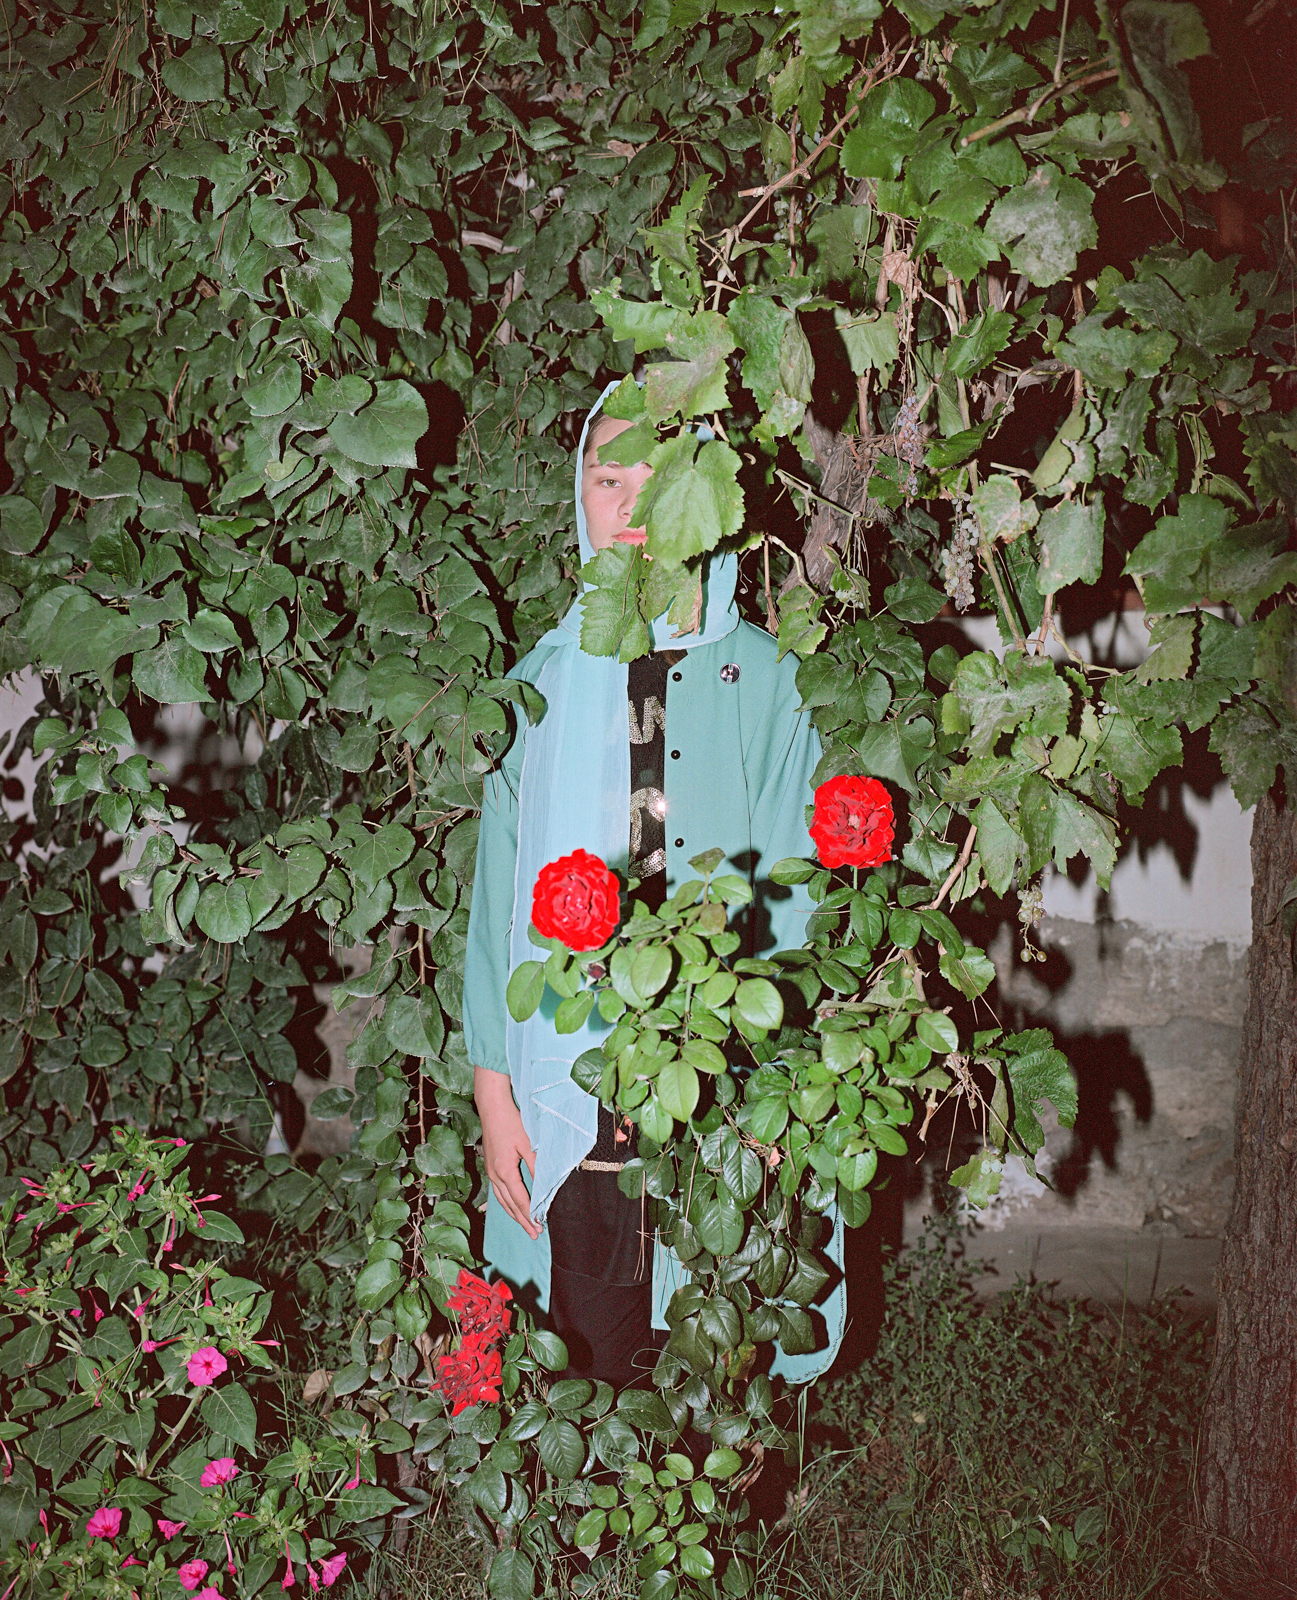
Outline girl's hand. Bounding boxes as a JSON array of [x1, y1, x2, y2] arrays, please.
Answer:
[[474, 1066, 542, 1240]]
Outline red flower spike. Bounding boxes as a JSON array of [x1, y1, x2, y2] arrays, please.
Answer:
[[445, 1270, 512, 1342], [431, 1331, 504, 1416]]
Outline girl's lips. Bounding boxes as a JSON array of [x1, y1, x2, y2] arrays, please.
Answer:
[[614, 531, 648, 545]]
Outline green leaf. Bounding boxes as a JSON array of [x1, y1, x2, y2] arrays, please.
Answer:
[[329, 380, 428, 469], [703, 1447, 743, 1480], [733, 978, 783, 1031], [1004, 1026, 1076, 1148], [489, 1551, 536, 1600], [385, 989, 445, 1056], [985, 166, 1097, 286], [200, 1381, 258, 1453], [834, 309, 900, 381], [355, 1257, 403, 1310], [644, 311, 736, 419], [245, 360, 302, 417], [1036, 501, 1103, 594], [0, 496, 44, 555], [413, 1126, 463, 1177], [915, 1011, 958, 1052], [972, 475, 1039, 546], [182, 608, 241, 653], [639, 436, 743, 567], [335, 1483, 403, 1522], [841, 78, 936, 180], [945, 310, 1015, 380], [939, 946, 996, 999], [695, 1193, 742, 1255], [770, 857, 816, 885], [160, 41, 226, 101], [555, 990, 595, 1033], [529, 1329, 568, 1372], [309, 1086, 354, 1120], [133, 637, 209, 703], [1210, 701, 1281, 809], [952, 651, 1068, 759], [536, 1418, 585, 1480], [631, 945, 673, 1002], [195, 880, 252, 943], [1123, 494, 1230, 612], [657, 1057, 700, 1122], [949, 1148, 1004, 1208], [350, 823, 415, 893], [506, 961, 545, 1021]]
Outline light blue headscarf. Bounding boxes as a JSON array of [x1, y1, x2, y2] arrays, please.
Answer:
[[508, 384, 740, 1223]]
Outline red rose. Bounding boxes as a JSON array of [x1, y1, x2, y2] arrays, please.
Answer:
[[810, 776, 895, 869], [530, 849, 620, 951], [446, 1269, 512, 1342], [431, 1332, 503, 1415]]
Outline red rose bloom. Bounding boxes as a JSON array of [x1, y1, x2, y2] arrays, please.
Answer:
[[431, 1331, 503, 1416], [446, 1269, 512, 1342], [810, 776, 895, 869], [531, 849, 620, 951]]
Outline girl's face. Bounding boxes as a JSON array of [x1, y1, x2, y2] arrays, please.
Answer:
[[581, 416, 653, 552]]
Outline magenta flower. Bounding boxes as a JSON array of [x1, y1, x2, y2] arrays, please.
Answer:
[[281, 1540, 295, 1592], [200, 1457, 238, 1488], [178, 1560, 209, 1591], [319, 1554, 347, 1587], [196, 1588, 223, 1600], [187, 1346, 228, 1386], [157, 1520, 186, 1540], [122, 1556, 144, 1568], [86, 1507, 122, 1541]]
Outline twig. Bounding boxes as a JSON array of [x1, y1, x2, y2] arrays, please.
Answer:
[[924, 826, 977, 912], [732, 47, 910, 238], [960, 64, 1119, 146]]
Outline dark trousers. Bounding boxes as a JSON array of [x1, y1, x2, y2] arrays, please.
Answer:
[[546, 1158, 659, 1391]]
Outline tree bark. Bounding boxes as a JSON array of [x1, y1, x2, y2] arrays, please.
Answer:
[[1198, 790, 1297, 1572]]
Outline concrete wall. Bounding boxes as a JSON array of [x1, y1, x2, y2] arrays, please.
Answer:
[[904, 611, 1251, 1309]]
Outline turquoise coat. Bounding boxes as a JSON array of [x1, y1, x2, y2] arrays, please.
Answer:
[[462, 619, 847, 1383]]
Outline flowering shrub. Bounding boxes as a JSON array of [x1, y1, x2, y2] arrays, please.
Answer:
[[0, 1131, 381, 1600]]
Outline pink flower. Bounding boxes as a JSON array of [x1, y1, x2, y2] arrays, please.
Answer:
[[86, 1507, 122, 1541], [178, 1560, 209, 1591], [196, 1588, 222, 1600], [200, 1457, 238, 1488], [122, 1557, 144, 1568], [319, 1554, 347, 1588], [157, 1521, 186, 1540], [187, 1347, 228, 1386], [281, 1540, 295, 1591]]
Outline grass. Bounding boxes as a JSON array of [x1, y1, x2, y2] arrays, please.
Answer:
[[337, 1211, 1277, 1600]]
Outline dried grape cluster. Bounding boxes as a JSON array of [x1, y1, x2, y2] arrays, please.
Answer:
[[1017, 879, 1046, 963], [939, 505, 979, 612], [895, 395, 923, 495]]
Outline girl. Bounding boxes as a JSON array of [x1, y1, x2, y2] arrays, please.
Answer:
[[463, 390, 844, 1389]]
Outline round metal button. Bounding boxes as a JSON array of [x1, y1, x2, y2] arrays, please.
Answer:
[[674, 837, 684, 848], [719, 663, 740, 683], [670, 749, 680, 760], [672, 670, 682, 682]]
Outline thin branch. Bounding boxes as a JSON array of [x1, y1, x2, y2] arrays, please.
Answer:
[[925, 826, 978, 912], [732, 46, 911, 240], [960, 64, 1119, 146]]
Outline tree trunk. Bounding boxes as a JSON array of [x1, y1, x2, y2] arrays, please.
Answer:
[[1198, 790, 1297, 1573]]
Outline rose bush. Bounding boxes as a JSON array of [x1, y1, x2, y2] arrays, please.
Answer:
[[809, 777, 896, 871], [530, 851, 622, 952]]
